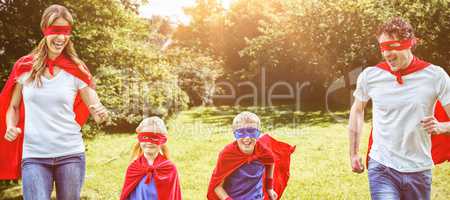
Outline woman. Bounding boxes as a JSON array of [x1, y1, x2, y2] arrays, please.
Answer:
[[0, 4, 108, 200]]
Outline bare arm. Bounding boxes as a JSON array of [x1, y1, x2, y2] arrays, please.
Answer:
[[79, 87, 108, 123], [438, 104, 450, 134], [266, 164, 274, 179], [440, 104, 450, 134], [214, 181, 230, 200], [348, 99, 368, 173], [265, 164, 278, 200], [4, 84, 23, 141]]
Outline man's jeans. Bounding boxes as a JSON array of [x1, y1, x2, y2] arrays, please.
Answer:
[[368, 158, 431, 200], [21, 153, 86, 200]]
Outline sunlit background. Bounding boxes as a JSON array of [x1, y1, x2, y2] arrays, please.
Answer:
[[0, 0, 449, 199], [139, 0, 234, 24]]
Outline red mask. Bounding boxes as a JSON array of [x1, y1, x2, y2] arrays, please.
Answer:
[[137, 132, 167, 145], [43, 25, 72, 36], [379, 38, 415, 52]]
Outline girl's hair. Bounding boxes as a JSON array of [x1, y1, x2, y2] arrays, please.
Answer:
[[232, 111, 261, 130], [27, 4, 88, 86], [131, 116, 170, 160]]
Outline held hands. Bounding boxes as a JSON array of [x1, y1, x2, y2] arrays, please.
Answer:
[[350, 154, 365, 174], [89, 103, 108, 124], [421, 116, 447, 135], [267, 189, 278, 200], [4, 127, 21, 142]]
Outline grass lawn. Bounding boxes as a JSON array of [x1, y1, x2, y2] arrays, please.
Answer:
[[83, 106, 450, 199]]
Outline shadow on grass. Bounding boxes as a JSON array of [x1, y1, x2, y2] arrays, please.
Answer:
[[186, 105, 372, 130]]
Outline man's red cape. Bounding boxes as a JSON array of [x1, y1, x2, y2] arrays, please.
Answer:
[[0, 54, 93, 180], [207, 134, 295, 200], [120, 154, 182, 200], [366, 57, 450, 166]]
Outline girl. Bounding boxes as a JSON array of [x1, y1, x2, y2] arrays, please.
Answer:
[[120, 117, 182, 200]]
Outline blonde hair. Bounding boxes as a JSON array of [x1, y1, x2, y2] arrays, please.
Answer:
[[131, 116, 170, 160], [28, 4, 89, 86], [232, 111, 261, 130]]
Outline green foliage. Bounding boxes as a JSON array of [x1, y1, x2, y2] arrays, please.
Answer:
[[241, 0, 450, 86], [174, 0, 282, 81], [174, 0, 449, 107], [0, 0, 224, 133], [0, 0, 52, 89], [2, 0, 449, 127], [166, 48, 224, 106]]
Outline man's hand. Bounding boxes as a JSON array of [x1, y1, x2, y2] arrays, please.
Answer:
[[4, 127, 21, 142], [350, 154, 365, 173], [421, 116, 448, 135]]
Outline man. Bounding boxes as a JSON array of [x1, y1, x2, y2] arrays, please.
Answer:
[[348, 17, 450, 200]]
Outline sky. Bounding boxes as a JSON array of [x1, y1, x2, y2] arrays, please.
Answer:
[[139, 0, 233, 25]]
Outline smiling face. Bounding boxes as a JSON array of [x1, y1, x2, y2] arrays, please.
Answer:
[[232, 112, 261, 155], [139, 140, 161, 156], [136, 117, 168, 157], [235, 123, 259, 155], [45, 17, 71, 59]]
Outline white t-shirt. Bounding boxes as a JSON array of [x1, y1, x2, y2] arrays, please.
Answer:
[[18, 70, 88, 159], [354, 64, 450, 172]]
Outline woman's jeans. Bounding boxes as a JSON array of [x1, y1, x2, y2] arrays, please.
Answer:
[[21, 153, 86, 200]]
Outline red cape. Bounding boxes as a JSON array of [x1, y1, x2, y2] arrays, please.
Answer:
[[120, 154, 182, 200], [259, 134, 296, 200], [0, 54, 93, 180], [366, 57, 450, 166], [207, 134, 295, 200]]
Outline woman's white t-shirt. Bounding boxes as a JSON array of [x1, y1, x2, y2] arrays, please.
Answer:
[[18, 70, 87, 159]]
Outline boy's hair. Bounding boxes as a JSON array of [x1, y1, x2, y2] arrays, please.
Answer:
[[376, 17, 415, 40], [232, 111, 261, 130], [131, 116, 170, 160]]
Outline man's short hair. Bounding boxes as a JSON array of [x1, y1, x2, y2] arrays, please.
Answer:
[[377, 17, 415, 40]]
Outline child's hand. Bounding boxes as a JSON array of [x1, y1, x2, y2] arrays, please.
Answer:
[[267, 189, 278, 200]]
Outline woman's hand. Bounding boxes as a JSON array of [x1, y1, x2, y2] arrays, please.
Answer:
[[80, 86, 108, 124], [89, 103, 108, 123], [4, 127, 21, 142]]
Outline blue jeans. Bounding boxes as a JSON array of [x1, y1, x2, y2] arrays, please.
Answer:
[[21, 153, 86, 200], [368, 158, 431, 200]]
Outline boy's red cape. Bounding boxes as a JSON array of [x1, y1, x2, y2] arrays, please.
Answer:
[[120, 154, 182, 200], [259, 134, 296, 200], [366, 57, 450, 166], [0, 54, 93, 180], [207, 134, 295, 200]]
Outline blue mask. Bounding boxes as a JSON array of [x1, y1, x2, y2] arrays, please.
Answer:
[[233, 128, 261, 139]]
